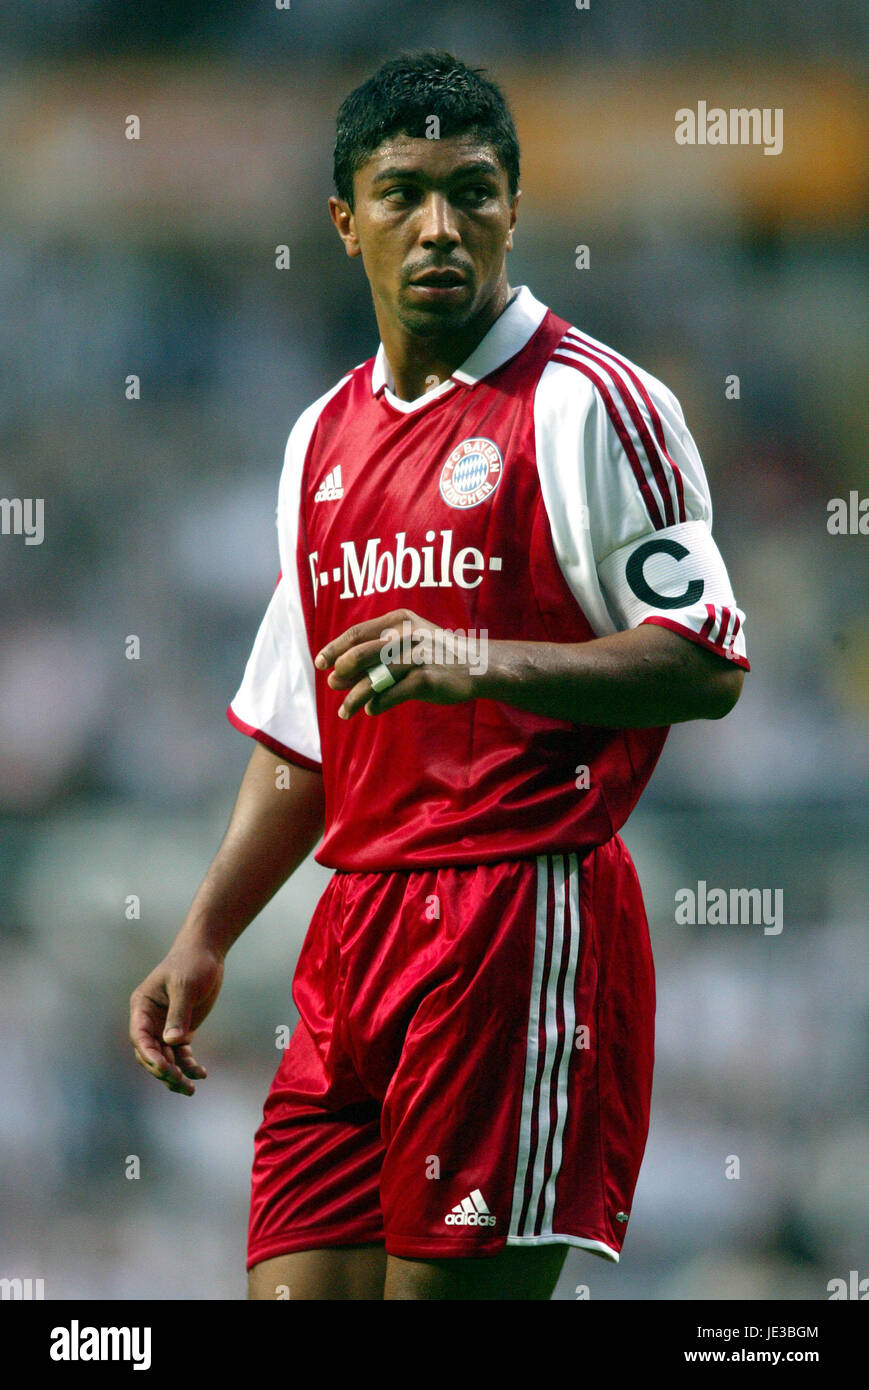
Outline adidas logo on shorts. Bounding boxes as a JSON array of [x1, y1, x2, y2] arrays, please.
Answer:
[[314, 465, 343, 502], [444, 1188, 497, 1227]]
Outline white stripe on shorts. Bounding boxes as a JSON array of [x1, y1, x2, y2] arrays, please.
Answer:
[[508, 852, 581, 1241]]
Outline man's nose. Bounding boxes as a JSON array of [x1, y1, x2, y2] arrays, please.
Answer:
[[418, 193, 461, 247]]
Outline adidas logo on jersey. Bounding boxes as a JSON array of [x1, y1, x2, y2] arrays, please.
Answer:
[[314, 466, 343, 502], [444, 1189, 497, 1227]]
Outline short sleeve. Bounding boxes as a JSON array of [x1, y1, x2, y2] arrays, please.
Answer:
[[588, 370, 749, 671], [226, 419, 322, 771], [535, 338, 749, 672], [226, 571, 321, 771]]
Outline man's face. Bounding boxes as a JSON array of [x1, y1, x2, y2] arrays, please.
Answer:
[[331, 132, 519, 337]]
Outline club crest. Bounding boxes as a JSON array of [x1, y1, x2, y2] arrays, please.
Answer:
[[439, 437, 503, 509]]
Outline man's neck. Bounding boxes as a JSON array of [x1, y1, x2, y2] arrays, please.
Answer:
[[378, 283, 516, 402]]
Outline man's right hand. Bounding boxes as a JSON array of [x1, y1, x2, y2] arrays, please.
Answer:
[[127, 743, 325, 1097], [129, 944, 225, 1096]]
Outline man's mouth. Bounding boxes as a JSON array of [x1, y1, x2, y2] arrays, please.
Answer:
[[407, 269, 470, 301], [410, 269, 467, 287]]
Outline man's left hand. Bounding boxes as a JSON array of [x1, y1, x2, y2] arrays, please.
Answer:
[[314, 609, 482, 719]]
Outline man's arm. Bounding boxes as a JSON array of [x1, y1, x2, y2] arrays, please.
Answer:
[[316, 609, 744, 727], [473, 623, 744, 725], [129, 741, 324, 1095]]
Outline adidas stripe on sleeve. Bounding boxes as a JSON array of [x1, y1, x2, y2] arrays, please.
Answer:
[[535, 329, 749, 670]]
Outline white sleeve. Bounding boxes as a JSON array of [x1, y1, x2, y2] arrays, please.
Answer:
[[535, 344, 749, 670], [226, 415, 322, 770]]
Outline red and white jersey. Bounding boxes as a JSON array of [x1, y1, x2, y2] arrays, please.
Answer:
[[228, 286, 749, 870]]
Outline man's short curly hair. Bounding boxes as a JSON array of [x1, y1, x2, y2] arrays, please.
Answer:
[[333, 50, 520, 208]]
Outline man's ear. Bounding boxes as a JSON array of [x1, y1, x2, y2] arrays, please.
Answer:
[[329, 196, 362, 259], [505, 189, 521, 252]]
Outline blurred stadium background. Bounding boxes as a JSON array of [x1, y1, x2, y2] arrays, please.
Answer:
[[1, 0, 867, 1300]]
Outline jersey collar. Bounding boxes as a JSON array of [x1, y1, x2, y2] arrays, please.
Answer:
[[370, 285, 548, 403]]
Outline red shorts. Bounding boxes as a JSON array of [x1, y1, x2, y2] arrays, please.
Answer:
[[247, 838, 655, 1267]]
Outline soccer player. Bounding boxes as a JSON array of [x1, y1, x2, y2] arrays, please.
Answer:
[[129, 51, 749, 1301]]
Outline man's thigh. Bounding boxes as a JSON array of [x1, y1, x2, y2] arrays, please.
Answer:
[[247, 1242, 567, 1300], [384, 1245, 569, 1301], [248, 1244, 387, 1301]]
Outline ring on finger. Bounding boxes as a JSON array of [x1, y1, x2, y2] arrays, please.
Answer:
[[367, 661, 396, 693]]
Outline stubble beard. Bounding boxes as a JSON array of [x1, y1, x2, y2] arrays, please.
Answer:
[[395, 282, 480, 343]]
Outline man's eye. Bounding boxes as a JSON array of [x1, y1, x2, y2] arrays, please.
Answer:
[[458, 186, 492, 203], [385, 186, 416, 202]]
